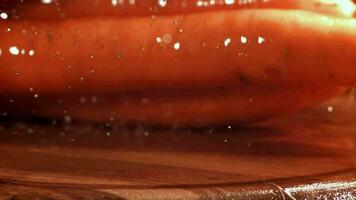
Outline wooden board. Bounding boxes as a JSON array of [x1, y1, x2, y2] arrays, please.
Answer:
[[0, 94, 355, 199]]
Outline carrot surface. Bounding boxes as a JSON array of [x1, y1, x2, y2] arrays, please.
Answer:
[[1, 10, 356, 94], [0, 0, 355, 125]]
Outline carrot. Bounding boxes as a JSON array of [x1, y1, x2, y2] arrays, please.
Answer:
[[1, 0, 354, 19], [0, 9, 356, 94], [0, 1, 355, 125]]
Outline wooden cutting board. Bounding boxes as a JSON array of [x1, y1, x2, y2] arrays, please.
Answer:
[[0, 94, 355, 199]]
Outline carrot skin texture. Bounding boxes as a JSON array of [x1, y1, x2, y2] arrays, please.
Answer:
[[0, 10, 356, 94]]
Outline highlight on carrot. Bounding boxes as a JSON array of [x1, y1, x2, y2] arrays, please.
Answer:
[[0, 0, 355, 126]]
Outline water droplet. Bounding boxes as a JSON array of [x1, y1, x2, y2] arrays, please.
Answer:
[[327, 106, 334, 113], [158, 0, 167, 7], [41, 0, 54, 4], [173, 42, 180, 50], [224, 0, 235, 5], [9, 46, 19, 55], [0, 12, 8, 20], [156, 36, 162, 44], [28, 49, 35, 56], [258, 36, 265, 44], [241, 36, 247, 44], [224, 38, 231, 47], [111, 0, 118, 6], [196, 1, 204, 7]]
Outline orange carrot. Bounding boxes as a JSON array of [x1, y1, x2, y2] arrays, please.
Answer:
[[0, 9, 356, 94], [0, 1, 355, 125]]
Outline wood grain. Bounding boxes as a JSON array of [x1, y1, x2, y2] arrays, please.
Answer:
[[0, 93, 355, 199]]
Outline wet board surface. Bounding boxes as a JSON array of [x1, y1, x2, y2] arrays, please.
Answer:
[[0, 94, 355, 199]]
